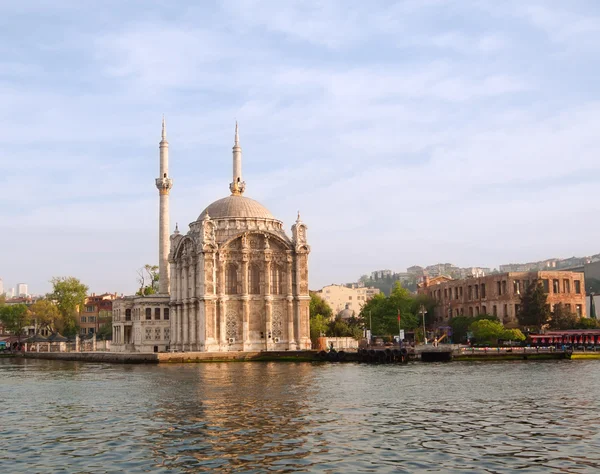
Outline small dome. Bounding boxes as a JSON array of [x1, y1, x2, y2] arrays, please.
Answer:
[[199, 195, 276, 220], [339, 304, 355, 320]]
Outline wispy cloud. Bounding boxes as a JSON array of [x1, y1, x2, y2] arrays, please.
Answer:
[[0, 1, 599, 294]]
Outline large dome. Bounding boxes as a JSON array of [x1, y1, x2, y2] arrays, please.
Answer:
[[198, 195, 276, 221]]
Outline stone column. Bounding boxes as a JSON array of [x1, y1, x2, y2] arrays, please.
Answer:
[[218, 255, 227, 348], [242, 254, 250, 346], [286, 256, 296, 348], [190, 258, 197, 349], [264, 257, 272, 349]]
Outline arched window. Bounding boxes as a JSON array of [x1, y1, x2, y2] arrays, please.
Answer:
[[226, 263, 238, 294], [271, 265, 286, 295], [249, 264, 261, 295]]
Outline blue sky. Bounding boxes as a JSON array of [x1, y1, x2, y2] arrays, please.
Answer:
[[1, 0, 600, 295]]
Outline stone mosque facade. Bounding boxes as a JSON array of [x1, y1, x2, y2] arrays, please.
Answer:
[[111, 121, 311, 353]]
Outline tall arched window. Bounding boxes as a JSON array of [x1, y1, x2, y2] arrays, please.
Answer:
[[226, 263, 238, 294], [249, 264, 261, 295], [271, 265, 286, 295]]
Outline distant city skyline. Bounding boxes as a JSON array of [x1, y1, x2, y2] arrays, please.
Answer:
[[1, 1, 600, 295]]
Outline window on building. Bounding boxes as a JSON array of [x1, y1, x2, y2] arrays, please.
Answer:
[[459, 287, 463, 297], [497, 281, 502, 296], [501, 280, 507, 295], [468, 286, 473, 300], [89, 328, 95, 334], [155, 308, 161, 320], [513, 280, 520, 295], [454, 288, 458, 299], [565, 303, 571, 312], [126, 309, 131, 321], [226, 264, 238, 294], [493, 305, 497, 316], [164, 308, 170, 320], [481, 284, 486, 298], [542, 279, 549, 293], [81, 316, 87, 323], [85, 306, 94, 312], [469, 307, 473, 317], [503, 304, 508, 318], [80, 328, 86, 335], [349, 296, 353, 300], [460, 308, 464, 316], [146, 308, 151, 320], [575, 280, 581, 294], [474, 285, 479, 299], [475, 306, 480, 316], [523, 280, 530, 292], [553, 279, 560, 294], [515, 304, 520, 315], [482, 305, 487, 314], [249, 264, 261, 295], [271, 265, 286, 295], [564, 279, 571, 293], [88, 316, 95, 323], [576, 304, 582, 316]]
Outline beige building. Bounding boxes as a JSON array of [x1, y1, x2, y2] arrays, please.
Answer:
[[112, 121, 311, 353], [316, 284, 380, 317], [418, 271, 587, 327]]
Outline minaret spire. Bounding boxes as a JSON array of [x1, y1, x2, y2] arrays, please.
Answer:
[[229, 121, 246, 195], [155, 116, 173, 294]]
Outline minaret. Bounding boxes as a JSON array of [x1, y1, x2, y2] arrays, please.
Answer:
[[155, 116, 173, 294], [229, 121, 246, 195]]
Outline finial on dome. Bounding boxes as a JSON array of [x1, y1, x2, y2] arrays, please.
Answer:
[[297, 211, 301, 221], [174, 222, 179, 234]]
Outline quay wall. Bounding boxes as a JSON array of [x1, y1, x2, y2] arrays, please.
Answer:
[[22, 351, 320, 364]]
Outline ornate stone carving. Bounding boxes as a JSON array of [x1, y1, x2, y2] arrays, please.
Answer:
[[226, 311, 240, 340], [272, 311, 283, 339]]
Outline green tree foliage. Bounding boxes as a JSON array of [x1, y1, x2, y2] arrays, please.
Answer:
[[359, 282, 430, 336], [549, 303, 578, 330], [29, 299, 62, 333], [136, 264, 159, 296], [310, 314, 329, 342], [503, 328, 526, 342], [47, 277, 89, 337], [0, 304, 30, 340], [469, 319, 525, 345], [447, 314, 498, 343], [517, 280, 550, 330], [575, 317, 600, 329], [328, 317, 363, 339], [309, 292, 332, 320], [97, 314, 113, 340], [358, 274, 418, 296]]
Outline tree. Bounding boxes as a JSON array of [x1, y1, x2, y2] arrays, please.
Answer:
[[469, 319, 507, 345], [47, 277, 89, 337], [0, 304, 30, 341], [502, 328, 526, 342], [517, 280, 550, 330], [359, 282, 421, 336], [549, 303, 578, 330], [29, 299, 62, 334], [97, 314, 113, 340], [449, 314, 498, 343], [575, 317, 600, 329], [136, 264, 159, 296], [310, 314, 329, 342], [309, 292, 332, 320], [586, 277, 600, 295]]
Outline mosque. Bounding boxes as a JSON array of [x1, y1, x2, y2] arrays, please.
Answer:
[[111, 120, 311, 353]]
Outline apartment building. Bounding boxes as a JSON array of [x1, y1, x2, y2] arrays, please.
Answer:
[[316, 284, 381, 317], [418, 271, 586, 327], [79, 293, 118, 335]]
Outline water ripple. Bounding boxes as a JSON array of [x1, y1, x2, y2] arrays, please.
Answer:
[[1, 359, 600, 473]]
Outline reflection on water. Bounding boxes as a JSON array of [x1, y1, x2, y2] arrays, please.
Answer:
[[1, 359, 600, 473]]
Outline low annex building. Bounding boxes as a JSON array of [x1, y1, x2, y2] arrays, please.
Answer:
[[111, 121, 311, 353], [418, 271, 587, 327]]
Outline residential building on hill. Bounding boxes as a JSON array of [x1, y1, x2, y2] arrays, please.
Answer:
[[80, 293, 119, 335], [316, 284, 380, 317], [418, 271, 586, 328]]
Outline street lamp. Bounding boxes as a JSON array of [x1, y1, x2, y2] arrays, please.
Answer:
[[421, 305, 428, 344]]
